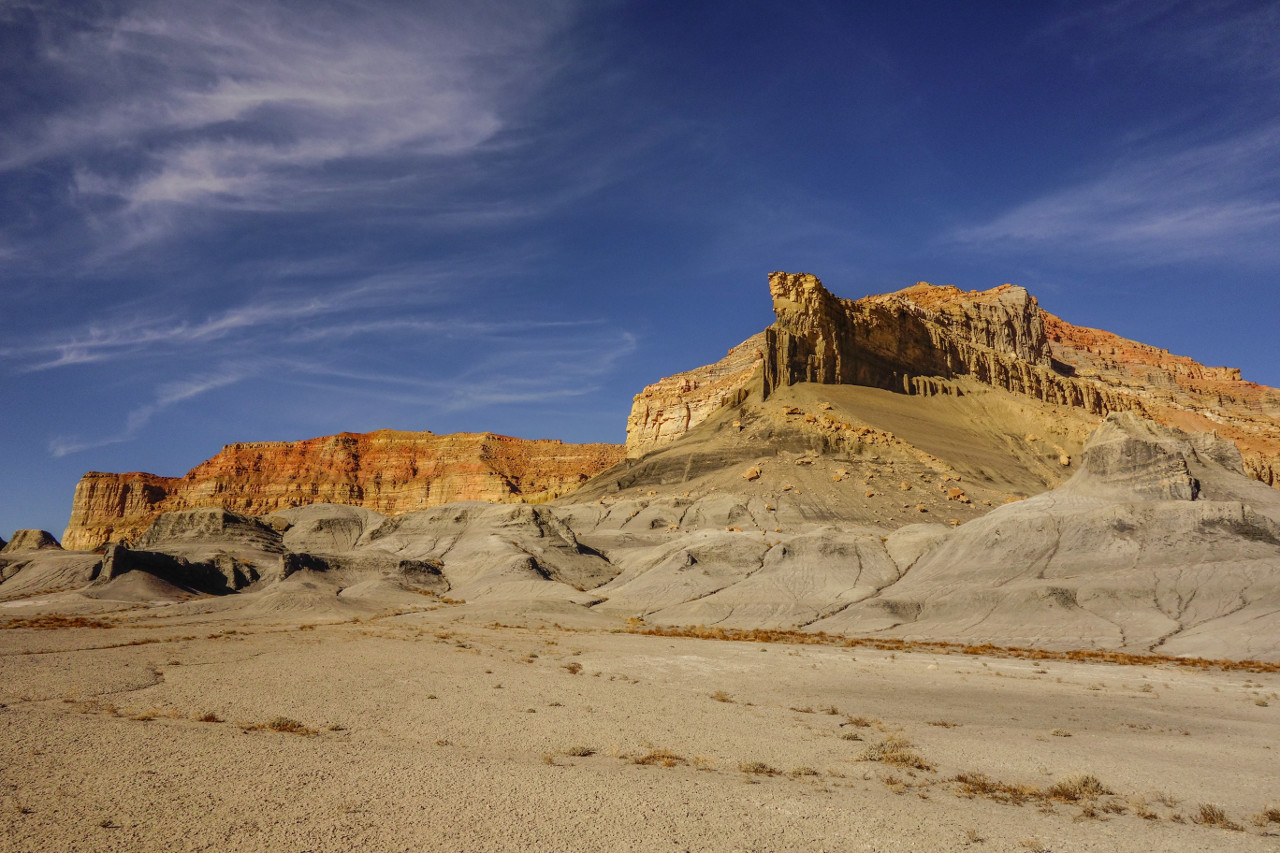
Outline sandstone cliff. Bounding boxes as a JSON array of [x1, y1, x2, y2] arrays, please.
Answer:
[[63, 430, 625, 550], [625, 333, 765, 457], [626, 272, 1280, 491]]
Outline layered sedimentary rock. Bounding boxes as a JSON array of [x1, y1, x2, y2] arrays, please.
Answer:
[[1041, 313, 1280, 489], [762, 273, 1145, 416], [626, 272, 1280, 492], [626, 333, 765, 457], [64, 430, 625, 550]]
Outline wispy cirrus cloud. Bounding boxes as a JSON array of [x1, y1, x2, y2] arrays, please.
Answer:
[[1039, 0, 1280, 84], [947, 123, 1280, 265], [1, 282, 389, 372], [954, 1, 1280, 268], [1, 0, 584, 256], [48, 365, 251, 457]]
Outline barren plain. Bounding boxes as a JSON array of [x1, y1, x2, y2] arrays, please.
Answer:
[[3, 607, 1279, 852]]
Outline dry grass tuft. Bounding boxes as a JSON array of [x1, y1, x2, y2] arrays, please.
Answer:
[[632, 749, 686, 767], [739, 761, 779, 776], [623, 624, 1280, 673], [196, 712, 222, 723], [266, 716, 317, 736], [1252, 806, 1280, 827], [2, 614, 113, 630], [952, 772, 1041, 806], [1193, 803, 1242, 830], [1128, 795, 1158, 820], [559, 745, 595, 757], [1045, 774, 1111, 801], [710, 690, 733, 703], [859, 735, 933, 771], [563, 662, 583, 675]]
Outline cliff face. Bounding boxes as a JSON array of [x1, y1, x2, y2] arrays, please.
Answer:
[[625, 332, 766, 457], [626, 272, 1280, 491], [1041, 312, 1280, 489], [63, 430, 625, 550]]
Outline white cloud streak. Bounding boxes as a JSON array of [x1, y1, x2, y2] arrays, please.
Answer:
[[3, 0, 580, 247], [948, 123, 1280, 265], [48, 366, 250, 457]]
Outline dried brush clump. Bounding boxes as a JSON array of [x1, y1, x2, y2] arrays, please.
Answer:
[[1193, 803, 1242, 831], [858, 735, 933, 771], [1045, 774, 1111, 802], [2, 615, 112, 629], [739, 761, 779, 776], [631, 749, 686, 768], [266, 716, 317, 736], [624, 625, 1280, 673]]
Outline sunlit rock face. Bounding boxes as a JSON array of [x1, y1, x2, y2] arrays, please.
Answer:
[[62, 430, 625, 550], [625, 272, 1280, 491]]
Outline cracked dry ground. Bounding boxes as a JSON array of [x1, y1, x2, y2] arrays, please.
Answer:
[[2, 612, 1279, 852]]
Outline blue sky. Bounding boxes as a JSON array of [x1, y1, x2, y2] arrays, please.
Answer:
[[2, 0, 1278, 538]]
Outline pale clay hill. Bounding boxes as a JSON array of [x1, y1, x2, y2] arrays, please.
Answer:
[[4, 272, 1280, 662]]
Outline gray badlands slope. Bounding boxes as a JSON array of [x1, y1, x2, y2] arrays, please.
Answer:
[[5, 411, 1280, 660], [826, 414, 1280, 659]]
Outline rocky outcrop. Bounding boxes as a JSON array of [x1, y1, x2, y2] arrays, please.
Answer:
[[1041, 311, 1280, 491], [64, 430, 625, 550], [1, 530, 63, 553], [626, 333, 765, 457], [626, 272, 1280, 493], [83, 506, 449, 596], [761, 272, 1144, 415]]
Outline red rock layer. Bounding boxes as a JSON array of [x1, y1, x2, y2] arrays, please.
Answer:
[[1041, 314, 1280, 489], [63, 430, 625, 550]]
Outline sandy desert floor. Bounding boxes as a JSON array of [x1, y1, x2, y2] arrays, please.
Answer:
[[2, 604, 1279, 852]]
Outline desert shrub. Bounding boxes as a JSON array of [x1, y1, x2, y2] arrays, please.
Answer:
[[267, 716, 315, 736], [1193, 803, 1242, 830], [632, 749, 685, 767], [1046, 774, 1111, 801], [739, 761, 779, 775], [859, 735, 933, 771]]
